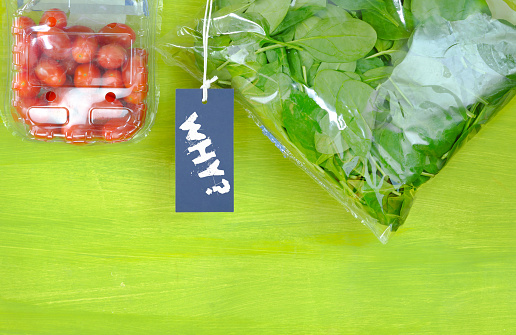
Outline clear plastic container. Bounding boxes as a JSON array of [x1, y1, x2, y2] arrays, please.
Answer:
[[158, 0, 516, 242], [3, 0, 161, 144]]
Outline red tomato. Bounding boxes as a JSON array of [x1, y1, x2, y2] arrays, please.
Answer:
[[59, 56, 77, 76], [122, 54, 147, 89], [72, 35, 98, 63], [13, 16, 35, 33], [102, 70, 124, 88], [98, 23, 136, 49], [123, 90, 147, 105], [74, 63, 101, 87], [13, 34, 40, 70], [40, 8, 67, 29], [13, 71, 41, 98], [63, 25, 94, 42], [37, 27, 71, 60], [97, 44, 127, 69], [35, 58, 67, 87]]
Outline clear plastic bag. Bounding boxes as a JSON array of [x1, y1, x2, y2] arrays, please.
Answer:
[[158, 0, 516, 242], [2, 0, 161, 144]]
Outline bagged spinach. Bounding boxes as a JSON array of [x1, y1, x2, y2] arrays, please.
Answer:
[[158, 0, 516, 242]]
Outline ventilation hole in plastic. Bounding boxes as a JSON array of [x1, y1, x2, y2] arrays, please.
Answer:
[[46, 91, 56, 102], [47, 17, 57, 27], [105, 92, 116, 102]]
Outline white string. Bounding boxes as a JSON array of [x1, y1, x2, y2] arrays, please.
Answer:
[[201, 0, 218, 103]]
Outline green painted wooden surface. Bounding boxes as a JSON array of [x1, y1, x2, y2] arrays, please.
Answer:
[[1, 2, 515, 334]]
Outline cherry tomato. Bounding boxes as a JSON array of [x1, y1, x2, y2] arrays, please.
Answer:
[[122, 54, 147, 89], [98, 23, 136, 49], [72, 35, 98, 63], [13, 16, 35, 33], [63, 25, 94, 42], [13, 34, 40, 70], [37, 27, 71, 60], [40, 9, 67, 29], [97, 44, 127, 69], [35, 58, 67, 87], [13, 70, 41, 98], [59, 56, 78, 76], [102, 70, 124, 88], [123, 90, 147, 105], [74, 63, 101, 87]]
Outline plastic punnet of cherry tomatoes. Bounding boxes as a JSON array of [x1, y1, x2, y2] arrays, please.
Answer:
[[10, 11, 149, 143]]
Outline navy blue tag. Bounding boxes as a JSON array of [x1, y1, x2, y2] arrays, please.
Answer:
[[175, 89, 234, 213]]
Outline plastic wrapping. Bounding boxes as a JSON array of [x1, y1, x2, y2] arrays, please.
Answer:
[[2, 0, 161, 144], [158, 0, 516, 242]]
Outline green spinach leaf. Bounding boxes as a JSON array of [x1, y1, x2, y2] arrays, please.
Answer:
[[362, 1, 415, 40], [332, 0, 401, 27], [246, 0, 291, 32], [273, 3, 327, 36], [411, 0, 491, 23], [282, 91, 324, 163], [290, 18, 377, 62]]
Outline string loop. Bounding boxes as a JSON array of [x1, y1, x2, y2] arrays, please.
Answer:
[[201, 0, 217, 102]]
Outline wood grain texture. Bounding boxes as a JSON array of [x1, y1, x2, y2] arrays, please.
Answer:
[[0, 1, 515, 334]]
